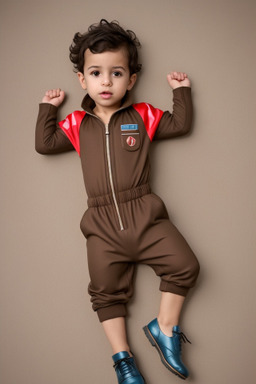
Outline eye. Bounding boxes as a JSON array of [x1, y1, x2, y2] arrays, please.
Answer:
[[113, 71, 122, 77], [91, 70, 100, 77]]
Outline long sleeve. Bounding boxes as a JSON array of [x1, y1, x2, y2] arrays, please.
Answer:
[[154, 86, 193, 140], [35, 103, 75, 154]]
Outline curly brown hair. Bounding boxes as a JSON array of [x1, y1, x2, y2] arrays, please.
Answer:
[[69, 19, 142, 75]]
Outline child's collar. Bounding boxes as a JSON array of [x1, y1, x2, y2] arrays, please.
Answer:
[[81, 92, 133, 114]]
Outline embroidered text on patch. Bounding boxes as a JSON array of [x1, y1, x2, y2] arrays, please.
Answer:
[[121, 124, 138, 131]]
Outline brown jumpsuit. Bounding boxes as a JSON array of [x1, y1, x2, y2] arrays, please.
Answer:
[[35, 87, 200, 322]]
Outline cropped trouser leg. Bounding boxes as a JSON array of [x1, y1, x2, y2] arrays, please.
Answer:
[[139, 216, 200, 297], [86, 233, 136, 322]]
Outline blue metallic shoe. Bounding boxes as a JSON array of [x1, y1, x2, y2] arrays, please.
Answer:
[[143, 318, 191, 380], [112, 351, 145, 384]]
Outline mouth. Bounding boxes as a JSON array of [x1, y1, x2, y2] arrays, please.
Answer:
[[100, 91, 113, 99]]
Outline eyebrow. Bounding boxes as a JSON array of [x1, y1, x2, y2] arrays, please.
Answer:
[[87, 65, 127, 71]]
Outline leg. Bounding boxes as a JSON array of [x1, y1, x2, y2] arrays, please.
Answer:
[[139, 196, 200, 379], [143, 291, 191, 380], [103, 317, 145, 384], [102, 317, 131, 356], [157, 292, 185, 337]]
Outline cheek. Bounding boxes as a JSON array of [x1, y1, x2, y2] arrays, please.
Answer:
[[84, 78, 94, 90]]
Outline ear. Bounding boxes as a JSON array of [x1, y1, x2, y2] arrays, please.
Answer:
[[77, 72, 87, 90], [127, 73, 137, 91]]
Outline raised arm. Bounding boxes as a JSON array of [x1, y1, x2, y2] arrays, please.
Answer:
[[35, 89, 74, 154], [154, 72, 193, 140]]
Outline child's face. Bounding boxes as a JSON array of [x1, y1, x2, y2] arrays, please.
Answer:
[[77, 48, 137, 113]]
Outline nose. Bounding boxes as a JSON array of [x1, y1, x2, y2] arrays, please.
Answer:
[[102, 75, 112, 86]]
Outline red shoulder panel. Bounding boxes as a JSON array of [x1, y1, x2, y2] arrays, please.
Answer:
[[58, 111, 86, 156], [133, 103, 163, 141]]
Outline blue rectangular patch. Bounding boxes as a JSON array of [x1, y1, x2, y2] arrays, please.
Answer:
[[121, 124, 138, 131]]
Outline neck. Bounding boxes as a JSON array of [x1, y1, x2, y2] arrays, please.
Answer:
[[93, 105, 121, 125]]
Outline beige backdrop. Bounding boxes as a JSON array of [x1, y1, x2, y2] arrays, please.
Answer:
[[1, 0, 255, 383]]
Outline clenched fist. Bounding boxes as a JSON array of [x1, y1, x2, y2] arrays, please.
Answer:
[[167, 72, 191, 89], [42, 88, 65, 107]]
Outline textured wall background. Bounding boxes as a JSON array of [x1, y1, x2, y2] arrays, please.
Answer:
[[1, 1, 255, 383]]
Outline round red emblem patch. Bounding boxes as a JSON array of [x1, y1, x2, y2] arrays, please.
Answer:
[[126, 136, 136, 147]]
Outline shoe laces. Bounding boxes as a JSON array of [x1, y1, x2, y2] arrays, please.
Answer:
[[173, 330, 191, 349], [113, 357, 135, 376]]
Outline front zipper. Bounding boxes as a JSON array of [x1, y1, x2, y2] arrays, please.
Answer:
[[105, 124, 124, 231]]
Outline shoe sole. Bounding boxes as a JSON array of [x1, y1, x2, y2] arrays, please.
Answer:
[[143, 326, 187, 380]]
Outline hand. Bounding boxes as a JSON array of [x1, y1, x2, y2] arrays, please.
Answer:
[[167, 72, 191, 89], [42, 88, 65, 107]]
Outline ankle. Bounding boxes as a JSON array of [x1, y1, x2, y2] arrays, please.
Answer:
[[112, 347, 132, 357], [157, 317, 178, 337]]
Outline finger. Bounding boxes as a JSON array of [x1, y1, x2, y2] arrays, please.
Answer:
[[59, 90, 65, 102], [173, 71, 182, 81], [167, 73, 176, 83], [48, 89, 57, 98], [50, 89, 56, 98], [171, 72, 187, 81], [56, 88, 61, 97]]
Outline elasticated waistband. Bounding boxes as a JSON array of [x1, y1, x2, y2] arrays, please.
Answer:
[[87, 184, 151, 207]]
